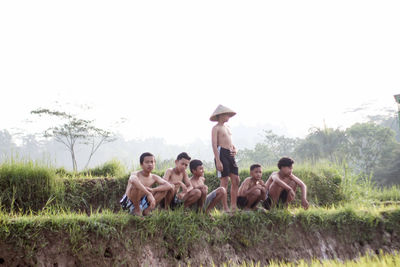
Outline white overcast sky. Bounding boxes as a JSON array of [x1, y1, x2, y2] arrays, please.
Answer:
[[1, 1, 399, 145]]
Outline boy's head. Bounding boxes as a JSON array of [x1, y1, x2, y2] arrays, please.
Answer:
[[250, 164, 262, 180], [209, 105, 236, 122], [277, 157, 294, 176], [140, 152, 155, 172], [190, 159, 204, 177], [175, 152, 191, 173]]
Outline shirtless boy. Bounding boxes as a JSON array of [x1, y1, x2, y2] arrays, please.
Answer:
[[237, 164, 266, 210], [120, 152, 174, 216], [210, 104, 240, 211], [163, 152, 202, 209], [189, 159, 229, 213], [263, 157, 309, 210]]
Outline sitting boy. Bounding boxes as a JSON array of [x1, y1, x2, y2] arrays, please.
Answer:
[[263, 157, 309, 210], [162, 152, 201, 209], [237, 164, 266, 210], [120, 152, 174, 216], [188, 159, 229, 213]]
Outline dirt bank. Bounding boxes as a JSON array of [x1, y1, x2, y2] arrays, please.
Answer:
[[1, 212, 399, 267]]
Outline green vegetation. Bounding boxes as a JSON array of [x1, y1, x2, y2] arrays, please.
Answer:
[[0, 158, 399, 265], [1, 159, 400, 214], [222, 251, 400, 267]]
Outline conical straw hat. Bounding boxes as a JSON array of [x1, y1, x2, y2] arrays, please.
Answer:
[[209, 105, 236, 121]]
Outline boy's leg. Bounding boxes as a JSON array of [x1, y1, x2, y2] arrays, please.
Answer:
[[229, 173, 240, 210], [127, 188, 144, 216], [245, 187, 262, 210], [219, 176, 229, 190], [205, 187, 228, 213], [183, 189, 202, 208], [196, 186, 208, 210], [163, 187, 176, 209]]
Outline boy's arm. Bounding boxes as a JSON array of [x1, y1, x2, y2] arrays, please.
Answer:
[[212, 126, 223, 171], [163, 169, 172, 182], [265, 176, 273, 190], [153, 175, 174, 192], [238, 178, 250, 196], [291, 175, 309, 209], [182, 172, 193, 191], [270, 173, 295, 196], [128, 173, 156, 208]]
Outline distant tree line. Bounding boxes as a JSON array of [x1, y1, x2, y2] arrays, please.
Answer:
[[237, 115, 400, 186], [1, 113, 399, 186]]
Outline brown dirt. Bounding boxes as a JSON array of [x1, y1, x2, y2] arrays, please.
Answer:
[[1, 222, 399, 267]]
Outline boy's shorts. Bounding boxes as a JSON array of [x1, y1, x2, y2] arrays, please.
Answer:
[[263, 190, 288, 210], [120, 194, 149, 214], [237, 196, 259, 209], [215, 146, 239, 178], [237, 196, 248, 209], [204, 189, 218, 209], [159, 194, 183, 210]]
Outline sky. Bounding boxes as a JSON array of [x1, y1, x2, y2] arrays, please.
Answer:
[[1, 1, 399, 146]]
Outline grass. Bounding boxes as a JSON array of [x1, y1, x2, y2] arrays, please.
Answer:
[[0, 158, 400, 265], [219, 251, 400, 266], [1, 204, 399, 257]]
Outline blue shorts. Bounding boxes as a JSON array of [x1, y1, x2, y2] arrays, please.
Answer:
[[120, 194, 149, 214]]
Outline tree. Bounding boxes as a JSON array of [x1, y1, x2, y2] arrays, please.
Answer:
[[295, 126, 347, 163], [345, 122, 397, 175], [31, 108, 116, 172], [0, 130, 16, 161]]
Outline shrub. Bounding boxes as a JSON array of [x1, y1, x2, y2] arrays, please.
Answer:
[[0, 160, 60, 212]]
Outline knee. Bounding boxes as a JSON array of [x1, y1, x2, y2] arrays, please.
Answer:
[[217, 187, 227, 196], [253, 188, 262, 197], [200, 187, 208, 196], [193, 189, 202, 199], [231, 175, 240, 186]]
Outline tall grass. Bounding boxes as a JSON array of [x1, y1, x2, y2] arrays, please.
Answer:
[[219, 251, 400, 267], [0, 158, 62, 212]]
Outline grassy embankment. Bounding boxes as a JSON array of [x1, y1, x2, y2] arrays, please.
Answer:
[[0, 159, 399, 265]]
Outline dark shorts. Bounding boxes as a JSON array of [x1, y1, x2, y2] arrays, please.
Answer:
[[237, 196, 248, 209], [237, 196, 259, 209], [263, 190, 288, 210], [120, 194, 149, 214], [160, 194, 183, 210], [215, 146, 239, 178]]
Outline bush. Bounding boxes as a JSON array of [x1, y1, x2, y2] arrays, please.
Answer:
[[81, 159, 126, 177], [0, 160, 60, 212]]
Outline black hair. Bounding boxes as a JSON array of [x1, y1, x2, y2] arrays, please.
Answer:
[[277, 157, 294, 169], [250, 164, 262, 171], [189, 159, 203, 174], [177, 152, 191, 161], [140, 152, 154, 165]]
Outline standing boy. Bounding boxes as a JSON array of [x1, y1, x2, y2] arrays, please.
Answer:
[[189, 159, 229, 213], [237, 164, 266, 210], [210, 104, 240, 211], [120, 152, 173, 216], [263, 157, 309, 210], [162, 152, 202, 209]]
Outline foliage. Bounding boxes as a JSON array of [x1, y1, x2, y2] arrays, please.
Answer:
[[345, 122, 397, 174], [31, 108, 116, 172], [0, 159, 61, 212]]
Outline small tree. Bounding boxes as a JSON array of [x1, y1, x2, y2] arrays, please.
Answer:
[[31, 108, 116, 172]]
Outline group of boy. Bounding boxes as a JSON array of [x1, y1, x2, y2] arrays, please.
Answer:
[[120, 105, 309, 216]]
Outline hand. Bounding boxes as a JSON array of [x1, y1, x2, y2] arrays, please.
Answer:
[[230, 148, 237, 157], [216, 160, 223, 172], [146, 187, 154, 193], [147, 193, 156, 210], [302, 198, 309, 210]]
